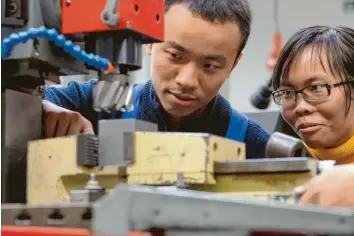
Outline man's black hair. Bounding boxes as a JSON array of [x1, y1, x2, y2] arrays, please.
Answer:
[[165, 0, 252, 54], [271, 26, 354, 113]]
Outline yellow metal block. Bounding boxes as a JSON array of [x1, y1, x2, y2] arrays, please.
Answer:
[[28, 131, 314, 204], [127, 132, 245, 185], [27, 132, 245, 204], [191, 172, 313, 194], [27, 135, 125, 204]]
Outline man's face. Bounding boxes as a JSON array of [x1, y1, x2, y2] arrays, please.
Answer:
[[146, 4, 243, 118]]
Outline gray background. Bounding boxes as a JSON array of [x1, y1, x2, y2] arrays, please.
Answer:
[[129, 0, 354, 114]]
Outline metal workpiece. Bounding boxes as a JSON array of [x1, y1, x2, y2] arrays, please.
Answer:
[[1, 203, 92, 229], [98, 119, 158, 166], [266, 132, 309, 158], [214, 157, 318, 174], [92, 184, 354, 235], [76, 134, 99, 167]]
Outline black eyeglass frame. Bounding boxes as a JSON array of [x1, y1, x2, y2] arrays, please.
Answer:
[[271, 80, 354, 106]]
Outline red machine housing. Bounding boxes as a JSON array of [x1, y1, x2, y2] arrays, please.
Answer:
[[61, 0, 164, 41], [1, 226, 164, 236]]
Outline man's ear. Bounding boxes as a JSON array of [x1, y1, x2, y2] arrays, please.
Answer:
[[232, 51, 243, 70], [145, 44, 152, 56], [227, 52, 243, 79]]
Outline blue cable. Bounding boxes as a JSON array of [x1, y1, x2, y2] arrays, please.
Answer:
[[1, 26, 111, 71]]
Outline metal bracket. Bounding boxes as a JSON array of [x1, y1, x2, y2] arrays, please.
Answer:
[[98, 119, 158, 166], [1, 203, 92, 228], [100, 0, 120, 27], [92, 184, 354, 235], [1, 0, 28, 27]]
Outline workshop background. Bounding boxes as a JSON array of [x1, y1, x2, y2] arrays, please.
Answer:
[[58, 0, 354, 125], [129, 0, 354, 112]]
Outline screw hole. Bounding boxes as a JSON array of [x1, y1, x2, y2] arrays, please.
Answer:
[[47, 208, 65, 225], [15, 210, 31, 225], [103, 13, 110, 21], [82, 208, 92, 220], [134, 4, 139, 13], [156, 14, 160, 22], [8, 3, 18, 14], [48, 208, 64, 220]]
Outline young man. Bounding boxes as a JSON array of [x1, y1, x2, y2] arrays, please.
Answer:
[[44, 0, 270, 158]]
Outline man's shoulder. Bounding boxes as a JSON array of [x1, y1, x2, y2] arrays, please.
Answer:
[[246, 119, 270, 138], [44, 78, 99, 110], [244, 119, 271, 158], [45, 78, 97, 94], [132, 81, 148, 92], [45, 78, 148, 97]]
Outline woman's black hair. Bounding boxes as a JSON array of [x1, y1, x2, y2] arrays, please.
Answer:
[[271, 26, 354, 113]]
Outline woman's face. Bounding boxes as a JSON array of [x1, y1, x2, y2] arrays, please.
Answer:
[[280, 48, 354, 149]]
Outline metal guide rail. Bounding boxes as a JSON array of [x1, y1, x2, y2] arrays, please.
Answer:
[[2, 184, 354, 236]]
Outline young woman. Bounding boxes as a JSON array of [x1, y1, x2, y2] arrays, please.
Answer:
[[271, 26, 354, 165], [269, 26, 354, 208]]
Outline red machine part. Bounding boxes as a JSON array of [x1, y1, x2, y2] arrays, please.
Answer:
[[2, 226, 90, 236], [2, 226, 164, 236], [61, 0, 164, 41]]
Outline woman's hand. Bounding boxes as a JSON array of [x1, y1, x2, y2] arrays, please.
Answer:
[[295, 164, 354, 207]]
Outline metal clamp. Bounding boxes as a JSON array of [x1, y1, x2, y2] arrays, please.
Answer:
[[101, 0, 120, 27], [266, 132, 308, 158]]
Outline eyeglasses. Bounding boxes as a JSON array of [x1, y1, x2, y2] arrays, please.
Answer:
[[272, 80, 354, 106]]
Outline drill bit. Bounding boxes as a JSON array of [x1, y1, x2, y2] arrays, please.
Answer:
[[93, 71, 133, 113]]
